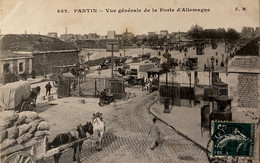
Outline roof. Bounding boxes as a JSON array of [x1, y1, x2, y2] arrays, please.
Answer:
[[0, 50, 33, 60], [147, 67, 164, 73], [0, 34, 78, 52], [235, 36, 260, 56], [228, 57, 260, 73]]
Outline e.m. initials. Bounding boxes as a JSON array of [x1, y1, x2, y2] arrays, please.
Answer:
[[235, 7, 247, 11]]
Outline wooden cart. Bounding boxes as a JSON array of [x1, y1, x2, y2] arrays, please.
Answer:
[[1, 136, 90, 163]]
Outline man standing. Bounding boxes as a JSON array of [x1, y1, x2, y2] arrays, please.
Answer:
[[148, 118, 161, 150], [45, 82, 52, 96]]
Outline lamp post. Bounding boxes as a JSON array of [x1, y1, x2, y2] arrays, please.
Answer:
[[187, 71, 192, 107], [163, 49, 171, 113], [97, 67, 102, 96], [43, 54, 46, 79]]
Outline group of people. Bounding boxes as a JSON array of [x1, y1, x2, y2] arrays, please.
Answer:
[[141, 76, 158, 91]]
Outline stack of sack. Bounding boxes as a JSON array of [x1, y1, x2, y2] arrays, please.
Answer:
[[0, 111, 50, 150]]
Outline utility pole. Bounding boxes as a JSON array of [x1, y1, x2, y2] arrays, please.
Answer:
[[111, 44, 114, 77]]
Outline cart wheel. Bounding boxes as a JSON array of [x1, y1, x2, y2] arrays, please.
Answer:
[[53, 81, 58, 87], [3, 151, 34, 163], [21, 101, 30, 112]]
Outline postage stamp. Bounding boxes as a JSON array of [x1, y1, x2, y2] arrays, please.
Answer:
[[211, 121, 255, 157]]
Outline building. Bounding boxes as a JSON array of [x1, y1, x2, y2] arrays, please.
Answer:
[[107, 31, 116, 39], [227, 36, 260, 108], [255, 27, 260, 36], [241, 27, 254, 40], [0, 34, 80, 79], [0, 51, 33, 84], [148, 32, 156, 37], [160, 30, 168, 36], [47, 32, 58, 38]]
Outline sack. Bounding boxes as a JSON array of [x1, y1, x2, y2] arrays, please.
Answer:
[[17, 133, 32, 144], [18, 111, 38, 120], [28, 120, 42, 134], [37, 121, 50, 131], [0, 111, 18, 129], [24, 118, 34, 124], [0, 130, 7, 143], [18, 124, 31, 137], [1, 138, 17, 149], [14, 115, 26, 126], [34, 130, 50, 137], [7, 126, 19, 139]]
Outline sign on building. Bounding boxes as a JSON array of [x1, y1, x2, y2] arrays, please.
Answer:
[[106, 42, 119, 52]]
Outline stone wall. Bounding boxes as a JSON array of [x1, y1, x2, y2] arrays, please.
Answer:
[[237, 73, 259, 108], [32, 50, 79, 76]]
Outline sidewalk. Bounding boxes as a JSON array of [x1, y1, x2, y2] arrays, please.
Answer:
[[150, 101, 259, 162]]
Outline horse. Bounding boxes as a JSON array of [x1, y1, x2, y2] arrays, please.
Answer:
[[48, 122, 93, 163], [92, 113, 105, 150], [28, 86, 41, 107]]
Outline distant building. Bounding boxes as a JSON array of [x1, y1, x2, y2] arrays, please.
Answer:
[[107, 31, 116, 39], [88, 33, 99, 39], [60, 34, 74, 41], [241, 27, 254, 40], [255, 27, 260, 36], [160, 30, 168, 36], [47, 32, 58, 38], [148, 32, 156, 37]]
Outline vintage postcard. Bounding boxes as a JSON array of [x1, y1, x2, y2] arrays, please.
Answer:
[[0, 0, 259, 163]]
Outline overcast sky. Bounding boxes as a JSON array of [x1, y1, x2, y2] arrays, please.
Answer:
[[0, 0, 259, 36]]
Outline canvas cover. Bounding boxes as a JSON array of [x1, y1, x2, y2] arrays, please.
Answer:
[[0, 81, 31, 110]]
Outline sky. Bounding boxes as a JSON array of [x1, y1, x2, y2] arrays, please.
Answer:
[[0, 0, 259, 36]]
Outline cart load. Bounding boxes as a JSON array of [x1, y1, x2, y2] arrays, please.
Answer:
[[0, 81, 31, 110], [0, 110, 50, 152]]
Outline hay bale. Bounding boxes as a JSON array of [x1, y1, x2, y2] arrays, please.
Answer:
[[0, 130, 7, 143], [37, 121, 50, 131], [7, 126, 19, 139], [0, 111, 19, 129], [28, 119, 42, 134]]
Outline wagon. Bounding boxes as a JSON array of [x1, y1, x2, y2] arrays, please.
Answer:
[[0, 81, 36, 112], [1, 135, 90, 163]]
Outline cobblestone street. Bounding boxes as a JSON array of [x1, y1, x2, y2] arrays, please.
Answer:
[[42, 89, 208, 163]]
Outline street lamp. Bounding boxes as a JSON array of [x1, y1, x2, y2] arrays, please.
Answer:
[[162, 49, 171, 113], [211, 56, 215, 71], [97, 67, 102, 95], [187, 71, 192, 107]]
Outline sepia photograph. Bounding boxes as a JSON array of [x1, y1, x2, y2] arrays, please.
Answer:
[[0, 0, 259, 162]]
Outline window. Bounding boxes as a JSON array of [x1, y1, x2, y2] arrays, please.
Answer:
[[3, 64, 11, 74], [19, 62, 24, 72]]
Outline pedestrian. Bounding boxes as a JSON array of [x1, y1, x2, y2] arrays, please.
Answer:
[[148, 118, 161, 150], [141, 77, 145, 91], [45, 82, 52, 96], [216, 59, 218, 66]]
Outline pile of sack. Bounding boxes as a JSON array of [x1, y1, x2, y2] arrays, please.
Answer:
[[0, 111, 50, 150]]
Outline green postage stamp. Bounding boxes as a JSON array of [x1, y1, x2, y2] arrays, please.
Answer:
[[211, 122, 255, 157]]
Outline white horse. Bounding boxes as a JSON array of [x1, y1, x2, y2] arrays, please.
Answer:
[[92, 116, 105, 150]]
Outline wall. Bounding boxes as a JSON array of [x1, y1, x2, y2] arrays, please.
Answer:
[[32, 51, 79, 76]]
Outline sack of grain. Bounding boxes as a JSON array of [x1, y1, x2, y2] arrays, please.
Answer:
[[14, 115, 26, 126], [0, 111, 18, 129], [7, 126, 19, 139], [18, 124, 31, 137], [24, 118, 34, 124], [37, 121, 50, 131], [0, 130, 7, 143], [28, 119, 42, 134], [1, 138, 17, 150], [17, 133, 32, 144], [34, 130, 50, 137], [18, 111, 39, 120]]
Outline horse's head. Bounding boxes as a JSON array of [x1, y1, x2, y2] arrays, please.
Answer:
[[81, 122, 94, 136]]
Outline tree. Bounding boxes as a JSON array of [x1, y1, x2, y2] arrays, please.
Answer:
[[187, 24, 204, 40], [226, 28, 240, 43]]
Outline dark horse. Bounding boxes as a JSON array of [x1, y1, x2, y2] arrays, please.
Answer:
[[48, 122, 94, 163], [29, 86, 41, 107]]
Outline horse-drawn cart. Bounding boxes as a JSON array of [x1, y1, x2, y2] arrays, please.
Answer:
[[1, 135, 90, 163], [0, 81, 40, 112]]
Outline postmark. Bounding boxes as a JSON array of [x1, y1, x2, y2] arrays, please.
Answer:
[[211, 121, 255, 157]]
